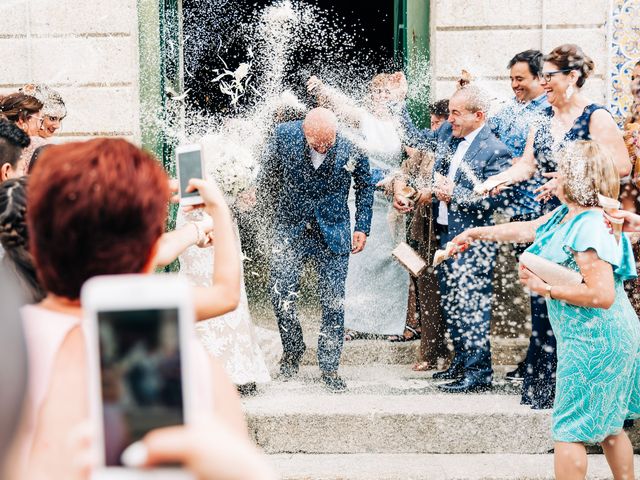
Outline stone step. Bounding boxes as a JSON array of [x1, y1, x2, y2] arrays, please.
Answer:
[[301, 336, 529, 366], [269, 453, 640, 480], [245, 365, 639, 455], [250, 303, 530, 367]]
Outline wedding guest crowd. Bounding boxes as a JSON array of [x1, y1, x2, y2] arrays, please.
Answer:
[[3, 39, 639, 480]]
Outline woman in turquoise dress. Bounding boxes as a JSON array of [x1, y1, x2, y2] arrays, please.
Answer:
[[452, 141, 639, 480]]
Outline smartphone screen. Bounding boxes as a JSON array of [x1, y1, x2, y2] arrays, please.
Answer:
[[97, 308, 184, 466], [178, 150, 203, 198]]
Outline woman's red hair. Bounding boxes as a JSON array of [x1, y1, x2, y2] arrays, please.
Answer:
[[27, 138, 170, 299]]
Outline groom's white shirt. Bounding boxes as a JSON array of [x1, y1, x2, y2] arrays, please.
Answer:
[[437, 124, 484, 226], [310, 147, 327, 170]]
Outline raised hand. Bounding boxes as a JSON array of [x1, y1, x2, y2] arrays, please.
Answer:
[[307, 76, 323, 94], [603, 208, 640, 233], [451, 229, 477, 254], [183, 178, 229, 216], [434, 175, 453, 202], [534, 172, 559, 203], [392, 192, 414, 213]]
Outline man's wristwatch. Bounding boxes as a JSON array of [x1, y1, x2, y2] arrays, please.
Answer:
[[544, 284, 553, 299]]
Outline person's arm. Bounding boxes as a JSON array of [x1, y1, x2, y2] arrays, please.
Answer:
[[519, 250, 615, 309], [483, 128, 539, 195], [452, 148, 512, 208], [131, 417, 278, 480], [351, 150, 374, 253], [307, 76, 364, 127], [255, 132, 283, 211], [153, 216, 214, 268], [590, 109, 632, 177], [452, 210, 555, 249], [209, 357, 247, 434], [398, 104, 439, 150], [604, 209, 640, 233], [188, 179, 241, 321]]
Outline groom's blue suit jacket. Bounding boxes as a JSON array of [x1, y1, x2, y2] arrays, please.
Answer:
[[258, 121, 374, 255], [433, 122, 512, 235]]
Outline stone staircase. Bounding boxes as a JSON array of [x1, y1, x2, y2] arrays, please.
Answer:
[[245, 304, 640, 479]]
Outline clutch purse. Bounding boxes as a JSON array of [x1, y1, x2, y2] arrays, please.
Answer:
[[519, 251, 583, 286], [392, 242, 428, 277]]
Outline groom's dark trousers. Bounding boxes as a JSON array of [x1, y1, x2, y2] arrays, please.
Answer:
[[270, 220, 349, 372]]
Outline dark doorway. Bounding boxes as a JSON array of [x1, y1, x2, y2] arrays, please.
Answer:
[[182, 0, 397, 116]]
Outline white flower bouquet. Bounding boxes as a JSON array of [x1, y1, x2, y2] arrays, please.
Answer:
[[200, 127, 259, 199]]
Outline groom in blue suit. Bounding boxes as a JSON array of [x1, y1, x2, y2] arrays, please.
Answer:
[[430, 86, 512, 392], [258, 108, 374, 392]]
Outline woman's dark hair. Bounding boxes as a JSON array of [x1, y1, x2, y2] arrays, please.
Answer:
[[27, 144, 50, 174], [0, 177, 46, 303], [430, 99, 449, 118], [0, 118, 30, 170], [544, 44, 595, 88], [507, 49, 544, 77], [28, 138, 170, 300], [0, 93, 43, 124]]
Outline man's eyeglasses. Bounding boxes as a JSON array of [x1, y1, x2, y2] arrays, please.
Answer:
[[539, 69, 573, 82]]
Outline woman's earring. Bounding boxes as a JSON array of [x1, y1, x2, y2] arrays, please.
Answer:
[[565, 84, 575, 100]]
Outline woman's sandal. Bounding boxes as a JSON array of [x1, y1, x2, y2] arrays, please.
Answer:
[[345, 329, 369, 341], [412, 361, 437, 372], [388, 325, 421, 342]]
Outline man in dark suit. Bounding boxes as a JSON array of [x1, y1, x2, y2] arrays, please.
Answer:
[[430, 86, 512, 393], [258, 108, 374, 392]]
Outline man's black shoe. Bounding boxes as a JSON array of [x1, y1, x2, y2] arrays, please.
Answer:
[[278, 355, 302, 380], [432, 364, 464, 380], [437, 376, 492, 393], [320, 371, 347, 392], [505, 362, 525, 382]]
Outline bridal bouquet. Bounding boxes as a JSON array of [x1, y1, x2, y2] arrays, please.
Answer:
[[200, 130, 259, 199]]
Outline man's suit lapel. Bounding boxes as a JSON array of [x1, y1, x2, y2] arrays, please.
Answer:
[[301, 142, 316, 179], [436, 135, 462, 177], [454, 125, 489, 183], [315, 139, 339, 176]]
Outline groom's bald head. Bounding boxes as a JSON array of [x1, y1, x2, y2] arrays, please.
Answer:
[[303, 107, 337, 154]]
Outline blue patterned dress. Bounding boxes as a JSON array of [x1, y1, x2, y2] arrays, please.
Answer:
[[521, 103, 610, 411], [526, 206, 640, 443]]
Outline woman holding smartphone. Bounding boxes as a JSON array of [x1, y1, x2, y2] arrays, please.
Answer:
[[19, 138, 246, 479], [452, 141, 639, 480]]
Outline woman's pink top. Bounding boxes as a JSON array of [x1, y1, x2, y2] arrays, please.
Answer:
[[20, 304, 215, 472]]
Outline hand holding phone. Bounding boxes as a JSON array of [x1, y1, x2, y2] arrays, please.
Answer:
[[181, 178, 228, 216], [122, 418, 277, 480], [82, 275, 196, 479], [176, 144, 204, 206]]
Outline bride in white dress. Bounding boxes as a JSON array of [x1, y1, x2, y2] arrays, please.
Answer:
[[177, 128, 272, 389]]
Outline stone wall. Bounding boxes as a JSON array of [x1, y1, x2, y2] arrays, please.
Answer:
[[0, 0, 141, 143], [429, 0, 610, 106]]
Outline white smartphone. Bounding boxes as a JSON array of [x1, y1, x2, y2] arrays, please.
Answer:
[[176, 144, 204, 206], [82, 274, 196, 480]]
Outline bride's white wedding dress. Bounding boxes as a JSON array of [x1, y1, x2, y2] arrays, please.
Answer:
[[344, 111, 409, 336], [177, 210, 271, 386]]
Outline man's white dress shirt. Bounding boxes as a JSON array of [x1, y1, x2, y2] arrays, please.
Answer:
[[437, 125, 484, 226]]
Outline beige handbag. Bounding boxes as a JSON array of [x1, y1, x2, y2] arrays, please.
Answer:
[[519, 251, 583, 286]]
